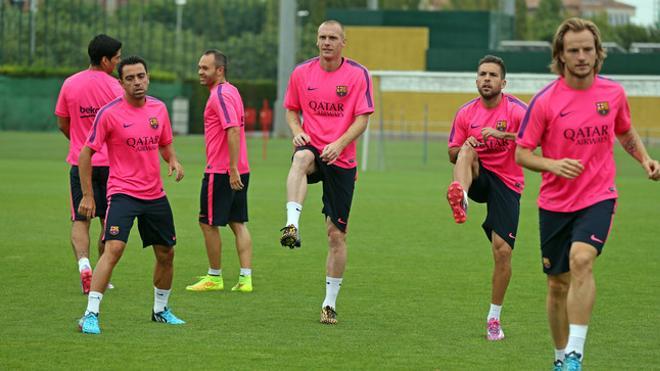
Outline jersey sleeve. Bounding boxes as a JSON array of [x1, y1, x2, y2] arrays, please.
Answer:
[[510, 100, 528, 132], [159, 107, 174, 147], [448, 108, 468, 148], [54, 81, 70, 118], [353, 69, 375, 116], [216, 93, 241, 130], [516, 95, 547, 151], [614, 88, 632, 135], [283, 68, 301, 111], [85, 108, 110, 152]]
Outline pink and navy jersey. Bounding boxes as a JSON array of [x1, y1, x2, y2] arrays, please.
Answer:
[[85, 96, 174, 200], [284, 57, 374, 169], [55, 69, 123, 166], [449, 93, 527, 193], [516, 76, 631, 212], [204, 82, 249, 174]]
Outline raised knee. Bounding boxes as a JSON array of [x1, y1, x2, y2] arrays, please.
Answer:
[[292, 150, 314, 168], [458, 145, 477, 160]]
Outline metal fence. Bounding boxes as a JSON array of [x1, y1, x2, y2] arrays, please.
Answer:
[[0, 0, 242, 78]]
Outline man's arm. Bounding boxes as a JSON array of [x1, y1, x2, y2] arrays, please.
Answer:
[[159, 144, 184, 182], [57, 116, 71, 139], [77, 146, 96, 218], [616, 127, 660, 180], [448, 136, 483, 164], [227, 126, 244, 190], [481, 127, 517, 141], [515, 147, 584, 179], [320, 114, 370, 165], [286, 109, 310, 147]]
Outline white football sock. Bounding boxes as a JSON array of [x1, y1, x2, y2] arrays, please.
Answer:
[[86, 291, 103, 314], [154, 287, 171, 313], [322, 276, 343, 309], [566, 324, 588, 357], [286, 202, 303, 228], [78, 258, 91, 272], [555, 348, 566, 362], [208, 268, 221, 276], [487, 303, 502, 321], [240, 268, 252, 276]]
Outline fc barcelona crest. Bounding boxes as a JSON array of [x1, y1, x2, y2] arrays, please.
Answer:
[[149, 117, 159, 129], [336, 85, 348, 97], [496, 120, 507, 132], [109, 226, 120, 236], [596, 101, 609, 116]]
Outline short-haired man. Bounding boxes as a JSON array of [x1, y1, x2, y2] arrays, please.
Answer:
[[55, 34, 122, 294], [280, 20, 374, 324], [516, 18, 660, 370], [77, 56, 186, 334], [186, 49, 254, 293], [447, 55, 528, 341]]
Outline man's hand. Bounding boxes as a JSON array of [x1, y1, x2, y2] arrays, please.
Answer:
[[293, 132, 311, 147], [229, 168, 244, 190], [463, 136, 482, 148], [549, 158, 584, 179], [320, 141, 345, 165], [168, 160, 184, 182], [642, 158, 660, 181], [481, 127, 505, 141], [78, 195, 96, 219]]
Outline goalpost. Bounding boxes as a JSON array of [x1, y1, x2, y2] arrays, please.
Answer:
[[361, 71, 660, 172]]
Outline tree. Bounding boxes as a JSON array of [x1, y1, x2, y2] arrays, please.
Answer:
[[530, 0, 564, 42], [514, 0, 528, 39]]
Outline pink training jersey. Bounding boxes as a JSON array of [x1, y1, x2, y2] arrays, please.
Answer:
[[517, 76, 631, 212], [55, 69, 124, 166], [449, 93, 527, 193], [85, 96, 174, 200], [204, 82, 249, 174], [284, 57, 374, 169]]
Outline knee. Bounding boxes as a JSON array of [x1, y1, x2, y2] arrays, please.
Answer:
[[547, 277, 570, 298], [155, 248, 174, 266], [327, 229, 346, 247], [292, 150, 314, 170], [457, 145, 477, 162], [569, 253, 594, 276], [493, 243, 512, 263]]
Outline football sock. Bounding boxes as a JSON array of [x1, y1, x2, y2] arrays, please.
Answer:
[[208, 268, 221, 276], [555, 348, 566, 362], [463, 190, 469, 207], [286, 202, 303, 229], [566, 324, 588, 357], [322, 276, 342, 309], [487, 303, 502, 321], [78, 258, 91, 272], [85, 291, 103, 315], [240, 268, 252, 276], [154, 287, 171, 313]]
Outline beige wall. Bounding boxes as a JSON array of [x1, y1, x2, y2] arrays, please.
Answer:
[[343, 26, 429, 71]]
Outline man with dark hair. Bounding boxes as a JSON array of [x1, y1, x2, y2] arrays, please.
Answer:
[[77, 56, 186, 334], [446, 54, 527, 341], [280, 20, 374, 324], [55, 34, 122, 294], [186, 49, 254, 293], [516, 18, 659, 370]]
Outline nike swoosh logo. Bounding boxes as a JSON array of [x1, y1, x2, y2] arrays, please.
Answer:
[[337, 218, 347, 225], [590, 234, 604, 243], [307, 87, 318, 91], [559, 111, 573, 117], [470, 124, 480, 128], [123, 123, 133, 128], [508, 233, 516, 239]]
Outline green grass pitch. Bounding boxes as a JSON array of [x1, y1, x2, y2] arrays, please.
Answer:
[[0, 131, 658, 370]]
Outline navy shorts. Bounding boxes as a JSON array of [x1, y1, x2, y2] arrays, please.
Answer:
[[199, 172, 249, 226], [468, 164, 521, 248], [103, 194, 177, 248], [69, 165, 109, 221], [539, 199, 616, 275], [294, 146, 356, 233]]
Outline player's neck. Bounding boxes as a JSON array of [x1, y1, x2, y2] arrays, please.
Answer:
[[88, 65, 108, 73], [124, 94, 146, 108], [563, 71, 595, 90], [319, 56, 343, 72], [209, 77, 226, 90], [480, 93, 502, 109]]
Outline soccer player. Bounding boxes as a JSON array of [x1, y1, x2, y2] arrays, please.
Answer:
[[515, 18, 660, 370], [77, 56, 186, 334], [186, 50, 253, 293], [54, 34, 122, 294], [280, 20, 374, 324], [446, 55, 527, 341]]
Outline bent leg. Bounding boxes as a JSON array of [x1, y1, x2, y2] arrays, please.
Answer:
[[286, 150, 317, 204], [89, 240, 126, 294], [453, 145, 480, 190], [71, 220, 91, 260]]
